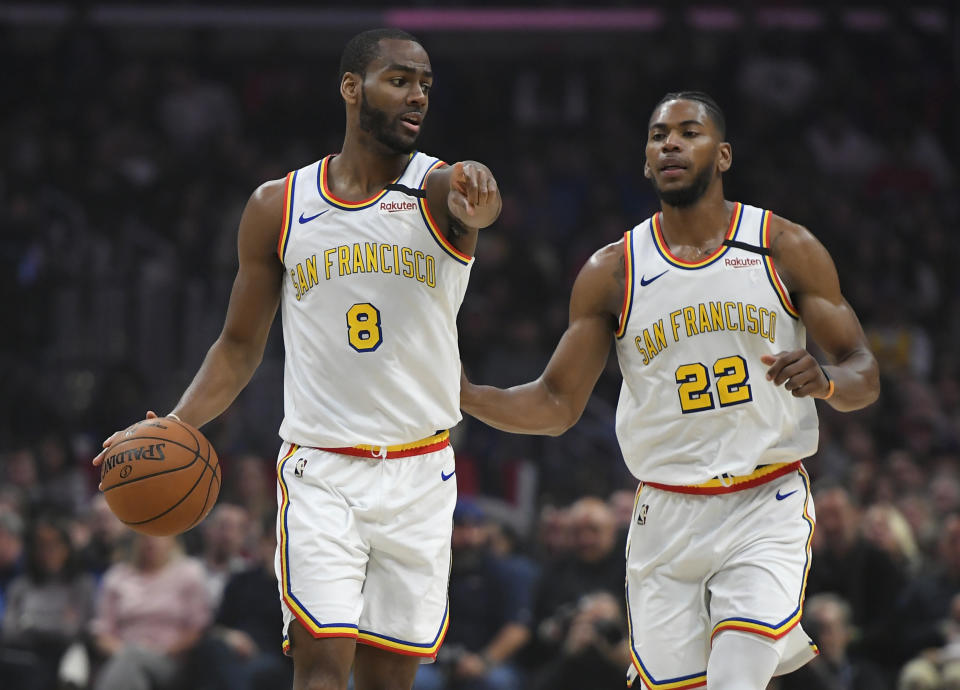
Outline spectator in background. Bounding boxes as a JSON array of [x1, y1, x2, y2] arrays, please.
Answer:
[[528, 497, 624, 670], [530, 590, 630, 690], [414, 499, 533, 690], [778, 593, 890, 690], [896, 513, 960, 670], [76, 493, 130, 581], [198, 503, 251, 608], [807, 481, 907, 669], [862, 503, 924, 576], [0, 510, 25, 612], [200, 516, 291, 690], [0, 515, 96, 690], [91, 533, 210, 690], [222, 454, 275, 524]]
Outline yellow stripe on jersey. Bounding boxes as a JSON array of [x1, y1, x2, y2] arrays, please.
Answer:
[[350, 430, 449, 455], [276, 444, 358, 640], [761, 210, 800, 318], [652, 202, 742, 269], [418, 159, 472, 266], [710, 466, 815, 642], [357, 602, 449, 658], [616, 230, 635, 339], [318, 153, 414, 211], [277, 171, 297, 261]]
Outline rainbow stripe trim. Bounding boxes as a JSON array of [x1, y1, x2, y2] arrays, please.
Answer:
[[760, 210, 800, 319], [318, 430, 450, 459], [643, 461, 801, 496], [616, 230, 636, 339], [316, 153, 415, 211], [417, 160, 472, 266], [625, 587, 707, 689], [276, 443, 359, 641], [357, 601, 450, 658], [277, 171, 298, 262], [651, 202, 743, 269], [710, 466, 815, 642]]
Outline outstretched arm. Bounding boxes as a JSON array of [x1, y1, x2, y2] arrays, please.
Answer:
[[94, 179, 285, 465], [762, 216, 880, 412], [461, 241, 623, 435], [425, 160, 501, 257]]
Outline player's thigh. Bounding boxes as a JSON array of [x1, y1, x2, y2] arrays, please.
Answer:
[[707, 471, 814, 640], [359, 447, 456, 653], [625, 485, 715, 686], [277, 446, 369, 643], [288, 619, 356, 690], [353, 645, 421, 690]]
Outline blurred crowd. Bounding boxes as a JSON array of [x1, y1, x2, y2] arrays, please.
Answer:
[[1, 9, 958, 690]]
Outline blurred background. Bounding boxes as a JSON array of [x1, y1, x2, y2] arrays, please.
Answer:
[[0, 2, 958, 689]]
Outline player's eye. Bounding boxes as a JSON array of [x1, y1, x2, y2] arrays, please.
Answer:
[[650, 132, 664, 141], [684, 130, 699, 137], [390, 77, 405, 86], [421, 82, 432, 93]]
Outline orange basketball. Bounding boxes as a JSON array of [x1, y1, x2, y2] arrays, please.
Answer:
[[100, 417, 221, 536]]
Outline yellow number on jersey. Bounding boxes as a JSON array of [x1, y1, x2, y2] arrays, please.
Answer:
[[676, 363, 714, 413], [676, 355, 753, 413], [346, 303, 382, 352]]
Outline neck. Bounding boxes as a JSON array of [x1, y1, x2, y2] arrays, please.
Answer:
[[658, 189, 733, 252], [334, 132, 412, 196]]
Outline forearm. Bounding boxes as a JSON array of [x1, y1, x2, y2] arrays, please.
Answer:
[[171, 336, 264, 427], [462, 379, 578, 436], [822, 347, 880, 412]]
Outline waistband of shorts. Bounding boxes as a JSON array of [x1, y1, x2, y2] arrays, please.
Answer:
[[641, 460, 802, 495], [315, 430, 450, 459]]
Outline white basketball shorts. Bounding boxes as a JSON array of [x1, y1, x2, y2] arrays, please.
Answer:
[[625, 466, 818, 689], [274, 438, 457, 660]]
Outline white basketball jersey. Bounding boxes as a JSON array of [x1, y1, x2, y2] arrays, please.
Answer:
[[614, 203, 818, 484], [276, 152, 473, 448]]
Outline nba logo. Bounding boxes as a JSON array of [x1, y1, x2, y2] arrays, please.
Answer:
[[294, 458, 308, 478], [637, 504, 649, 525]]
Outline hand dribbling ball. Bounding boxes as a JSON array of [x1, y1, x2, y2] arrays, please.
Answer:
[[100, 417, 221, 536]]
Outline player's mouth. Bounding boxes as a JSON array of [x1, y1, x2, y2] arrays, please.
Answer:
[[399, 112, 423, 134], [660, 159, 688, 178]]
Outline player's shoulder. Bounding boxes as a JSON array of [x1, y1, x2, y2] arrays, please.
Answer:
[[587, 238, 626, 271], [765, 212, 820, 257]]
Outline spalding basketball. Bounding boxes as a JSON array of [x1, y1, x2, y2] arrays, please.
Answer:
[[100, 417, 221, 536]]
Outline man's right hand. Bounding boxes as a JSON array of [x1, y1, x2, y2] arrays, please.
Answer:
[[92, 410, 159, 469]]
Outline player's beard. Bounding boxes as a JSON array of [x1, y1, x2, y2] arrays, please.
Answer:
[[651, 164, 714, 209], [359, 88, 417, 154]]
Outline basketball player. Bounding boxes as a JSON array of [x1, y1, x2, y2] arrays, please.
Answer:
[[460, 92, 879, 689], [95, 29, 501, 690]]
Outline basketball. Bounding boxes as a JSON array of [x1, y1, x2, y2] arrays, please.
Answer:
[[100, 417, 221, 536]]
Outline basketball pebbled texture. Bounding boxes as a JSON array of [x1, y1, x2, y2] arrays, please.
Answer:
[[100, 417, 221, 536]]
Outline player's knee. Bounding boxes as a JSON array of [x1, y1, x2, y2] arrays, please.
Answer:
[[295, 665, 350, 690], [707, 632, 780, 690]]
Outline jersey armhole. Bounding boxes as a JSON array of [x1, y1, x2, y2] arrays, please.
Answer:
[[616, 230, 635, 339], [417, 160, 473, 265], [277, 170, 297, 262], [760, 210, 801, 319]]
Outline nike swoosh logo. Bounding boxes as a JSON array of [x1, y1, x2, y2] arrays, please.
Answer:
[[775, 489, 798, 501], [639, 270, 668, 286], [441, 469, 456, 482], [299, 210, 329, 224]]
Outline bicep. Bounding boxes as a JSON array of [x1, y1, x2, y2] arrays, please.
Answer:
[[783, 229, 870, 362], [219, 185, 285, 348]]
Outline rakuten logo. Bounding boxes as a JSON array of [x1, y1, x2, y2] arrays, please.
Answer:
[[725, 257, 762, 268], [379, 200, 417, 213]]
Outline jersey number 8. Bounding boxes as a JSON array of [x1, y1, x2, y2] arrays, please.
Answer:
[[346, 303, 382, 352]]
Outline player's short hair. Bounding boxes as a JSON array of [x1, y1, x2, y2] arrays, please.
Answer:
[[652, 91, 726, 139], [339, 28, 422, 79]]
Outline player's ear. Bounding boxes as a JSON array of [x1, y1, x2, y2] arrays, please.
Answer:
[[341, 72, 361, 105], [643, 158, 652, 179], [717, 142, 732, 173]]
